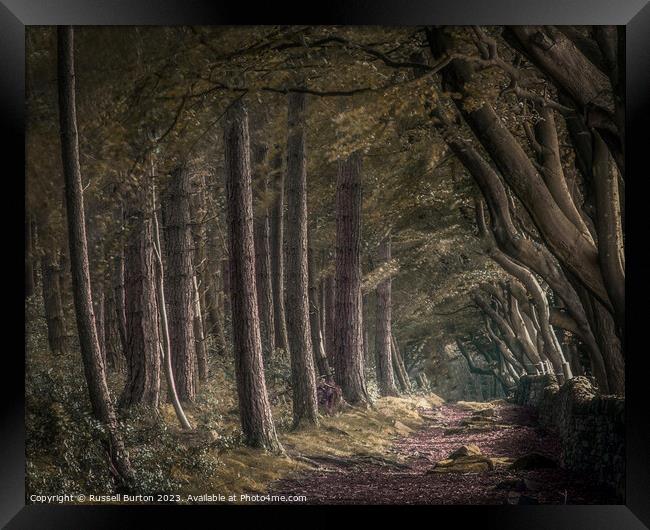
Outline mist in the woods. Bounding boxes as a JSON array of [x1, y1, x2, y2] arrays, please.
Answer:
[[25, 25, 625, 505]]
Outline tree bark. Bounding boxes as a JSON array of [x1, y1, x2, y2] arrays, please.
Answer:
[[205, 216, 226, 353], [269, 150, 290, 355], [324, 274, 336, 362], [120, 209, 161, 408], [193, 274, 209, 382], [113, 246, 128, 363], [374, 237, 399, 396], [25, 211, 35, 298], [163, 165, 197, 402], [308, 236, 332, 381], [253, 142, 276, 359], [41, 247, 67, 355], [592, 131, 625, 334], [94, 285, 106, 365], [223, 99, 283, 451], [492, 250, 572, 379], [284, 92, 319, 426], [391, 333, 411, 393], [104, 283, 123, 371], [57, 25, 133, 485], [334, 152, 369, 405], [152, 185, 192, 430]]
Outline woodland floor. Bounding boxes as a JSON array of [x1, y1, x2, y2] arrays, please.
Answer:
[[268, 400, 619, 505]]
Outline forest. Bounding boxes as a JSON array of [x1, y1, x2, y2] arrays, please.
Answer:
[[25, 25, 625, 504]]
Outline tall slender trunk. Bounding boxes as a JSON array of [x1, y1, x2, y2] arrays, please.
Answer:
[[103, 284, 123, 371], [120, 208, 161, 408], [253, 140, 276, 359], [193, 274, 208, 382], [374, 237, 399, 396], [113, 246, 128, 362], [325, 274, 336, 362], [94, 285, 106, 365], [308, 234, 332, 380], [223, 100, 282, 451], [41, 247, 67, 355], [334, 152, 369, 405], [205, 210, 226, 353], [152, 184, 192, 430], [190, 173, 210, 338], [284, 92, 319, 426], [163, 165, 197, 402], [205, 216, 226, 352], [269, 151, 290, 354], [57, 25, 132, 485]]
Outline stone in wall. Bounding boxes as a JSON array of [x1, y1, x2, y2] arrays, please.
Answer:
[[514, 375, 625, 500]]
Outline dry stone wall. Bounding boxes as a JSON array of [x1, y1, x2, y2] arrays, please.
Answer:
[[514, 375, 625, 499]]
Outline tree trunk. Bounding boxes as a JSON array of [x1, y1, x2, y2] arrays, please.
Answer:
[[284, 92, 319, 426], [324, 274, 336, 362], [253, 156, 276, 359], [113, 247, 128, 363], [41, 247, 67, 355], [120, 209, 161, 408], [223, 99, 283, 451], [374, 237, 399, 396], [592, 131, 625, 335], [221, 257, 231, 327], [493, 251, 571, 379], [94, 285, 106, 365], [334, 152, 369, 405], [163, 165, 197, 402], [152, 184, 192, 430], [269, 150, 290, 354], [57, 25, 133, 485], [391, 333, 411, 393], [103, 284, 123, 371], [190, 173, 210, 339], [193, 274, 209, 382], [308, 234, 332, 380], [25, 211, 35, 298], [205, 212, 226, 352]]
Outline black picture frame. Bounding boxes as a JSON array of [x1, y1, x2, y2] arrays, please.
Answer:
[[4, 1, 649, 527]]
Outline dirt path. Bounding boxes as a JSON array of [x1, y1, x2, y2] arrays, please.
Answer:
[[269, 401, 619, 504]]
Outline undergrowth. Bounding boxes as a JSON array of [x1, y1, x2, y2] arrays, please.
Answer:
[[26, 295, 443, 503]]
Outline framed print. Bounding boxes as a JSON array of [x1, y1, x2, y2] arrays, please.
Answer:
[[4, 0, 650, 527]]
